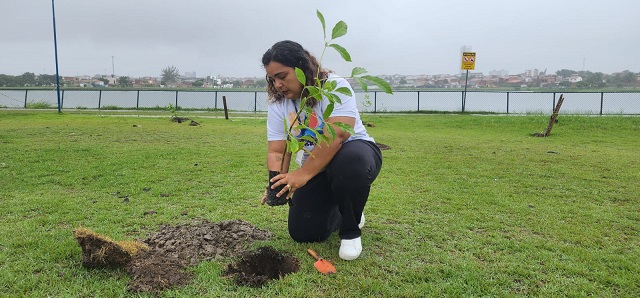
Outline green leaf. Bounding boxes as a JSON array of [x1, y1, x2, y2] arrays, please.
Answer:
[[355, 77, 368, 92], [299, 135, 315, 144], [293, 124, 306, 131], [282, 118, 289, 138], [331, 21, 348, 39], [317, 10, 326, 40], [334, 122, 355, 135], [351, 67, 368, 77], [334, 87, 353, 97], [326, 92, 342, 105], [323, 102, 334, 120], [322, 80, 337, 92], [326, 123, 336, 140], [317, 133, 330, 145], [362, 75, 393, 94], [329, 44, 351, 62], [288, 138, 299, 153], [307, 86, 322, 101], [295, 67, 306, 85]]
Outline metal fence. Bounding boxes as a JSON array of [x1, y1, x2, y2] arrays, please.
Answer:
[[1, 89, 639, 115]]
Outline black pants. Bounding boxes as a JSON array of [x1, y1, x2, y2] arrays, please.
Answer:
[[288, 139, 383, 242]]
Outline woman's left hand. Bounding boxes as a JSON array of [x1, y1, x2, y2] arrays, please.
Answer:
[[270, 170, 309, 199]]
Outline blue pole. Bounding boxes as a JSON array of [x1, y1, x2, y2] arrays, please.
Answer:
[[52, 0, 62, 113]]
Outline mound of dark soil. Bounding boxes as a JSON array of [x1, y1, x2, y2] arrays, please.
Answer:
[[376, 142, 391, 150], [171, 116, 190, 123], [126, 250, 193, 293], [125, 219, 273, 293], [224, 246, 300, 287]]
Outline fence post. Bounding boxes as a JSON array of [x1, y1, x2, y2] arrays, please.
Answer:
[[136, 90, 140, 110], [374, 91, 377, 113], [600, 92, 604, 115], [552, 92, 556, 112], [506, 92, 510, 114], [222, 96, 229, 119], [61, 90, 65, 109], [98, 90, 102, 109], [417, 91, 420, 111], [254, 91, 257, 112], [24, 90, 28, 108], [175, 90, 179, 108], [215, 91, 218, 110]]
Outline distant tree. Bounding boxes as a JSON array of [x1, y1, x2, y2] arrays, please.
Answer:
[[0, 74, 18, 87], [117, 76, 132, 87], [559, 81, 572, 88], [576, 81, 589, 88], [255, 79, 267, 88], [556, 69, 577, 78], [581, 72, 606, 88], [20, 72, 37, 86], [192, 80, 204, 87], [399, 78, 407, 85], [37, 74, 58, 86], [621, 70, 636, 86], [161, 65, 180, 84]]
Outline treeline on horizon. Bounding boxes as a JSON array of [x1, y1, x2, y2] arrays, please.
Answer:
[[0, 69, 638, 89], [548, 69, 638, 89]]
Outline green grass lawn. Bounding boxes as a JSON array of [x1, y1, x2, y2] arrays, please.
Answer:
[[0, 110, 638, 297]]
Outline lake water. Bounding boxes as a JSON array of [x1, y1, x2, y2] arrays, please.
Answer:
[[1, 89, 638, 114]]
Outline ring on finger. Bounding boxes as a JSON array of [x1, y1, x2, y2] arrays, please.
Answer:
[[286, 184, 292, 190]]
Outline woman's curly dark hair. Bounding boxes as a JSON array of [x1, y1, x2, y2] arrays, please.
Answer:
[[262, 40, 330, 106]]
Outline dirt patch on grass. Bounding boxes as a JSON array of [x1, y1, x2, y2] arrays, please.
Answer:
[[127, 219, 273, 293], [224, 246, 300, 287], [141, 219, 273, 266], [76, 219, 294, 294], [171, 116, 190, 123], [376, 142, 391, 150]]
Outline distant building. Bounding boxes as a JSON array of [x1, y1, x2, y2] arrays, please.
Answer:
[[568, 74, 583, 83], [489, 69, 509, 77], [525, 69, 540, 78]]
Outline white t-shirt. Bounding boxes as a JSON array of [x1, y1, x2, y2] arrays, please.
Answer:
[[267, 75, 374, 166]]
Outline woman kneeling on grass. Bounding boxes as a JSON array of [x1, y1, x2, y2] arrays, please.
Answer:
[[260, 40, 382, 260]]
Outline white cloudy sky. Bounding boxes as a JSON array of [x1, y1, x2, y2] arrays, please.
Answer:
[[1, 0, 638, 78]]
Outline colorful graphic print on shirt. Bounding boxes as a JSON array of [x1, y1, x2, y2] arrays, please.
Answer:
[[288, 110, 324, 146]]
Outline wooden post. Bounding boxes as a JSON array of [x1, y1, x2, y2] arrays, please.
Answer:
[[222, 96, 229, 120], [534, 94, 564, 137]]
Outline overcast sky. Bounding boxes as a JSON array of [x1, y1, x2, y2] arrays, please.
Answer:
[[1, 0, 638, 78]]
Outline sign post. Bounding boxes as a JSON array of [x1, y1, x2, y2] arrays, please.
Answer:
[[51, 0, 61, 113], [461, 52, 476, 112]]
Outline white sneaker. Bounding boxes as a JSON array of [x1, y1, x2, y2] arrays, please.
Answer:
[[358, 213, 365, 229], [339, 237, 362, 261]]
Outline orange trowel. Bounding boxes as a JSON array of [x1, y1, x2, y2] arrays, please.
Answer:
[[307, 248, 337, 275]]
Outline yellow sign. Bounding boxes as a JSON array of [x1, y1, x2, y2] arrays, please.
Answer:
[[461, 52, 476, 70]]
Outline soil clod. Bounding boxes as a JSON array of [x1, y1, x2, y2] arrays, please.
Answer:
[[73, 227, 149, 268]]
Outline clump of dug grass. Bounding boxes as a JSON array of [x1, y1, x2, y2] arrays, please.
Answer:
[[73, 227, 149, 268]]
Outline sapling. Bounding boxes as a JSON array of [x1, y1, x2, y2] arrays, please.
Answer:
[[167, 103, 177, 119], [265, 10, 392, 206]]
